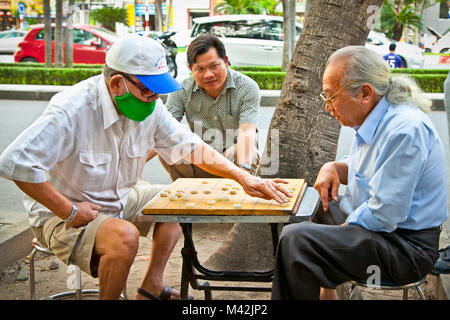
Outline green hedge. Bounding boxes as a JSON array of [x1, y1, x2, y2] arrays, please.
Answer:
[[0, 63, 447, 92], [0, 62, 104, 69], [0, 66, 102, 85], [233, 65, 449, 75], [240, 71, 447, 92]]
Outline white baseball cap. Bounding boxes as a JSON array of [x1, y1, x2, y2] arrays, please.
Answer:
[[106, 34, 181, 94]]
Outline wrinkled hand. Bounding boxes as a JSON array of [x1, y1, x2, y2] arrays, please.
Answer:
[[240, 176, 291, 204], [66, 202, 101, 228], [313, 163, 340, 212]]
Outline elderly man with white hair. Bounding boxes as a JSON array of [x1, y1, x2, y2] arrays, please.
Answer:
[[271, 46, 448, 300]]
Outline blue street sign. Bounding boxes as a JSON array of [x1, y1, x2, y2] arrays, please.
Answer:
[[135, 4, 166, 16], [18, 2, 26, 15]]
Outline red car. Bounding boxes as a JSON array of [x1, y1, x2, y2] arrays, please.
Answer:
[[14, 24, 118, 64]]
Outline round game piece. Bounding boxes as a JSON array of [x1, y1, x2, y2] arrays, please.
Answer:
[[233, 203, 242, 209], [160, 192, 168, 197], [190, 190, 198, 194], [221, 196, 229, 201], [221, 187, 229, 191], [186, 203, 196, 208], [203, 190, 211, 194], [169, 195, 177, 201], [207, 200, 216, 205], [163, 189, 171, 194], [229, 190, 237, 195], [202, 180, 208, 184]]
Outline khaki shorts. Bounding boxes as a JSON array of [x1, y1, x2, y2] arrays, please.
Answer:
[[31, 180, 165, 277]]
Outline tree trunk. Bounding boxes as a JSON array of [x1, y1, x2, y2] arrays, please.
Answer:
[[55, 0, 64, 67], [282, 0, 296, 72], [155, 0, 163, 32], [392, 23, 403, 41], [204, 0, 383, 273], [65, 0, 75, 68], [44, 0, 52, 67]]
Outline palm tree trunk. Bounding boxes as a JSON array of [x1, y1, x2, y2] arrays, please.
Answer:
[[65, 0, 75, 68], [204, 0, 384, 275], [54, 0, 63, 68], [43, 0, 52, 67], [155, 0, 163, 31]]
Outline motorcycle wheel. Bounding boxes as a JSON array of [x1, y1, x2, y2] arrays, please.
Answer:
[[167, 56, 178, 79]]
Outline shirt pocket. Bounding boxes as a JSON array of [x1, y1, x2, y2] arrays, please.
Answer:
[[72, 151, 111, 192], [352, 173, 371, 209], [126, 142, 152, 181]]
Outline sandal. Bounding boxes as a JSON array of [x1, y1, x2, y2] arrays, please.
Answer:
[[137, 286, 194, 300]]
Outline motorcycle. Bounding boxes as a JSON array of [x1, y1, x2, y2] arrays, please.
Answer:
[[138, 31, 178, 78]]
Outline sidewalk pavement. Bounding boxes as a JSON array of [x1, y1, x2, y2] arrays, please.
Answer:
[[0, 85, 449, 299]]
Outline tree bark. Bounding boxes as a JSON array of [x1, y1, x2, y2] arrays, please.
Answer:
[[54, 0, 64, 68], [43, 0, 52, 67], [204, 0, 384, 273], [155, 0, 163, 31]]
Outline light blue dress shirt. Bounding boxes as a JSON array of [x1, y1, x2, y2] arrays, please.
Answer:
[[339, 97, 448, 232]]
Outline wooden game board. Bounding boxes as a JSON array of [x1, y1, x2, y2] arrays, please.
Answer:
[[142, 178, 307, 216]]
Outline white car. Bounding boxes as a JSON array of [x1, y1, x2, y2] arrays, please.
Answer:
[[190, 15, 424, 68], [0, 29, 26, 54], [365, 31, 424, 68], [189, 15, 302, 67]]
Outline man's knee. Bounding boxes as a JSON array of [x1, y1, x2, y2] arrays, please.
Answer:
[[279, 222, 320, 248], [96, 219, 140, 259]]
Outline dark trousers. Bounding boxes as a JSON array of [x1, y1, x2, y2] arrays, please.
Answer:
[[271, 202, 441, 300]]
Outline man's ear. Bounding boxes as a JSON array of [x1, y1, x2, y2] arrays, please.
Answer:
[[360, 83, 374, 100], [109, 74, 122, 95], [225, 55, 229, 67]]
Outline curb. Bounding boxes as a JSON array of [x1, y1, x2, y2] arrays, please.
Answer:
[[0, 219, 33, 271], [0, 85, 445, 110]]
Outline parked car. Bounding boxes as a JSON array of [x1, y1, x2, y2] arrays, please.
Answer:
[[0, 29, 26, 54], [189, 15, 302, 66], [423, 26, 450, 54], [365, 31, 424, 68], [14, 24, 118, 64], [190, 15, 424, 68]]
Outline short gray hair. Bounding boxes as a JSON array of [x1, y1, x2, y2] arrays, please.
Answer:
[[327, 46, 431, 113]]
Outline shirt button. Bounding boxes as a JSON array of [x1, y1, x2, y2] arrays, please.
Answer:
[[214, 116, 218, 120]]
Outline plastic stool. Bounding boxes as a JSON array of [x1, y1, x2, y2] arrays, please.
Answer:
[[29, 237, 100, 300], [349, 277, 426, 300]]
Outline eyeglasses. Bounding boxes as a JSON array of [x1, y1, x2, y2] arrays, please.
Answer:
[[116, 73, 155, 97], [319, 80, 356, 104]]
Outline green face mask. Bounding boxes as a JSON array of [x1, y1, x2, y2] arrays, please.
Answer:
[[114, 76, 156, 122]]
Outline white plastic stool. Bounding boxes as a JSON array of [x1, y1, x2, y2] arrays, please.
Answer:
[[349, 277, 426, 300], [29, 238, 100, 300]]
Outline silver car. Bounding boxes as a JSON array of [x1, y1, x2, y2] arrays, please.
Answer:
[[190, 15, 424, 68], [0, 29, 26, 54]]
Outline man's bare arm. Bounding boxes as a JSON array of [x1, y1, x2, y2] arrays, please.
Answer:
[[13, 180, 100, 228]]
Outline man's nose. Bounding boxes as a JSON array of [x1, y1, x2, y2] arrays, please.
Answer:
[[204, 68, 214, 78]]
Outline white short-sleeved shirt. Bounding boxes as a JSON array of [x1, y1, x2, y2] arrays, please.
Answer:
[[0, 75, 202, 226]]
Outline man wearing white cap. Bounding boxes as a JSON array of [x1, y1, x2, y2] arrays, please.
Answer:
[[0, 35, 290, 300]]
